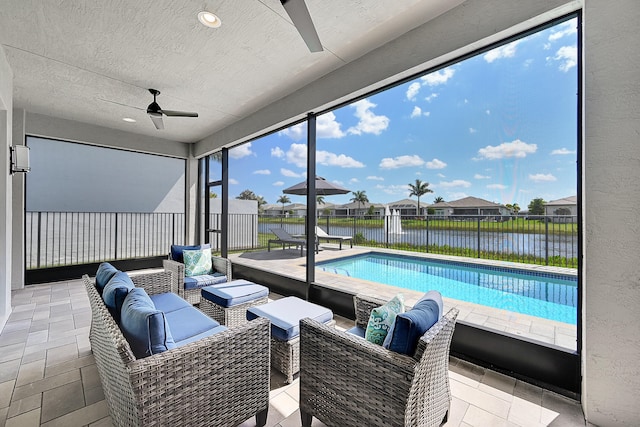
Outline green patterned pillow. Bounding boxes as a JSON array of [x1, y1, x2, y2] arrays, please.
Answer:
[[365, 294, 405, 345], [182, 248, 212, 277]]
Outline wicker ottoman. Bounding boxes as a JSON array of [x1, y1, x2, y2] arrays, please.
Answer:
[[247, 296, 334, 383], [200, 280, 269, 327]]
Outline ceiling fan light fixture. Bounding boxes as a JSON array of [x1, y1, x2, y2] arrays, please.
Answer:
[[198, 11, 221, 28]]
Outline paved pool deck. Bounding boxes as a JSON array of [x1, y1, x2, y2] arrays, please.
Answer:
[[229, 245, 578, 352]]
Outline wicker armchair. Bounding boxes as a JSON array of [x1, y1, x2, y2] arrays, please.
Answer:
[[83, 271, 270, 427], [299, 294, 459, 427], [163, 254, 232, 305]]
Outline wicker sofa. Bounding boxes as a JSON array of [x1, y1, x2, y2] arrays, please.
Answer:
[[299, 294, 459, 427], [83, 269, 270, 427], [163, 245, 233, 305]]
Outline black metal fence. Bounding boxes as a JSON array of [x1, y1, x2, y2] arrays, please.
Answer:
[[26, 211, 185, 269], [254, 214, 578, 268]]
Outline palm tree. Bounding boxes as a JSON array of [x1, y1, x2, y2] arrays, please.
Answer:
[[277, 195, 290, 216], [316, 195, 325, 206], [433, 196, 445, 203], [350, 190, 369, 217], [408, 179, 433, 217]]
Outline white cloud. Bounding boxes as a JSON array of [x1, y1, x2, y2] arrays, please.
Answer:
[[425, 93, 438, 102], [439, 180, 471, 188], [406, 82, 421, 101], [366, 176, 384, 181], [229, 178, 239, 185], [483, 40, 521, 63], [426, 158, 447, 169], [348, 99, 390, 135], [447, 192, 469, 200], [278, 112, 346, 140], [548, 20, 577, 42], [317, 112, 346, 139], [410, 106, 422, 118], [487, 184, 508, 190], [229, 143, 253, 159], [486, 109, 491, 115], [253, 169, 271, 175], [333, 180, 345, 186], [349, 178, 359, 184], [271, 146, 285, 158], [551, 148, 577, 155], [286, 143, 307, 167], [375, 184, 408, 195], [379, 154, 425, 169], [420, 68, 455, 86], [554, 46, 577, 72], [437, 173, 446, 178], [317, 151, 365, 168], [281, 168, 302, 178], [273, 181, 284, 187], [523, 59, 534, 68], [529, 173, 557, 182], [543, 42, 551, 50], [476, 139, 537, 160], [474, 174, 491, 179], [423, 111, 431, 117], [469, 128, 477, 134]]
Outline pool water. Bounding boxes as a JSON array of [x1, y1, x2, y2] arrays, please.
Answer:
[[317, 253, 577, 324]]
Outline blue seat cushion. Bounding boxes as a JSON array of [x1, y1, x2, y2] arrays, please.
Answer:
[[384, 291, 443, 355], [201, 279, 268, 307], [170, 244, 211, 264], [120, 288, 176, 359], [345, 326, 366, 338], [150, 292, 192, 314], [183, 273, 227, 290], [102, 271, 134, 324], [174, 326, 228, 348], [164, 306, 222, 343], [95, 262, 119, 294], [247, 296, 333, 341]]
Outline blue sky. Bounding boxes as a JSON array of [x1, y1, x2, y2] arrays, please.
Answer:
[[227, 18, 578, 209]]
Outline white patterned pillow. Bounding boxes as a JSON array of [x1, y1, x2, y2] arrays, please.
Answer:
[[365, 294, 405, 345], [182, 248, 212, 277]]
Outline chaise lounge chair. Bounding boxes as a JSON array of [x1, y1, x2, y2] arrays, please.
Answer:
[[268, 227, 317, 256], [315, 226, 353, 249]]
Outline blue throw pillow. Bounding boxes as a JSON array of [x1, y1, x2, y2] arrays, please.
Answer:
[[120, 288, 176, 358], [170, 244, 211, 264], [384, 291, 443, 355], [95, 262, 119, 294], [102, 272, 134, 324]]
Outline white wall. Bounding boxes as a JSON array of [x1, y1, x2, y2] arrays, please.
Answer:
[[11, 109, 25, 289], [583, 1, 640, 425], [0, 45, 13, 329]]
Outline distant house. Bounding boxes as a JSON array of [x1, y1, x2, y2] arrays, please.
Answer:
[[545, 196, 577, 221], [427, 196, 511, 217], [263, 203, 307, 217], [333, 201, 385, 217], [388, 198, 420, 217]]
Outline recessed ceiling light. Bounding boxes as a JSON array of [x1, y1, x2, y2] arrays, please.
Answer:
[[123, 117, 136, 123], [198, 11, 221, 28]]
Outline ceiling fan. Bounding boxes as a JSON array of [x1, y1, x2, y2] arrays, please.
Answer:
[[280, 0, 323, 52], [145, 89, 198, 130]]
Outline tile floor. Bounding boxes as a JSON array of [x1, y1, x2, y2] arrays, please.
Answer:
[[0, 278, 586, 426]]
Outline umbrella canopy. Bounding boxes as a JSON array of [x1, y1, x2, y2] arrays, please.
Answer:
[[282, 176, 351, 196]]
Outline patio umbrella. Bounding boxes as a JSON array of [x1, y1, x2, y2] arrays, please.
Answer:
[[282, 176, 351, 196]]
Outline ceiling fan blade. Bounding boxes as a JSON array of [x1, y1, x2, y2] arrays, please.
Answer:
[[161, 110, 198, 118], [149, 114, 164, 130], [281, 0, 323, 52]]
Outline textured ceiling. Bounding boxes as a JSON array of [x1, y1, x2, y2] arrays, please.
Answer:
[[0, 0, 463, 143]]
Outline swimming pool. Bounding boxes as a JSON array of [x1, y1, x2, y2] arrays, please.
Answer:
[[317, 253, 578, 324]]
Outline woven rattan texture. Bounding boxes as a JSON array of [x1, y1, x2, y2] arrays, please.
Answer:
[[163, 255, 232, 305], [200, 295, 269, 327], [300, 294, 459, 427], [83, 271, 270, 426]]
